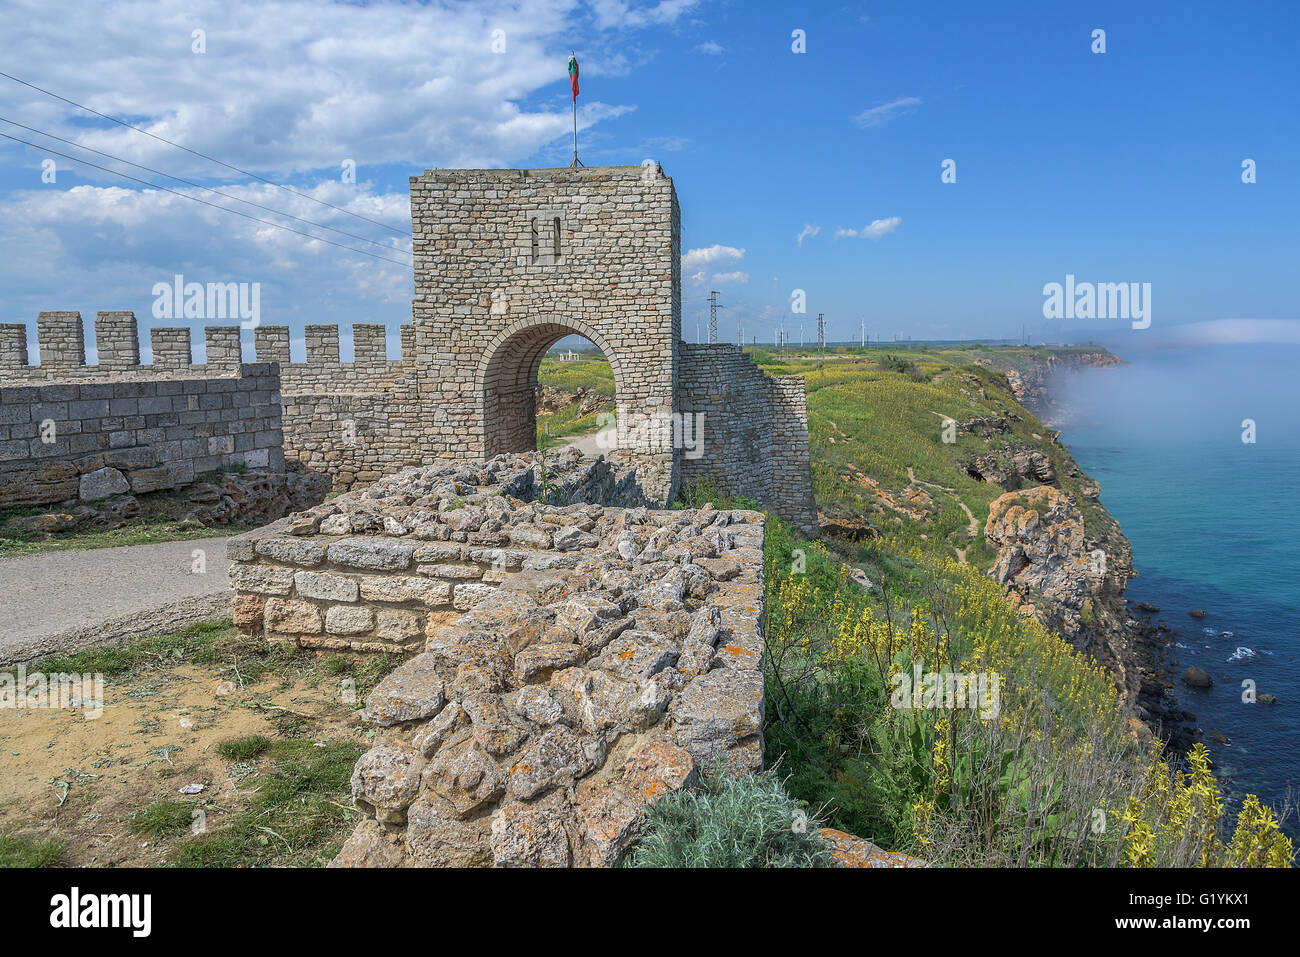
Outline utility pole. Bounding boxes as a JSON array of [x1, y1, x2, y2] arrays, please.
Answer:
[[817, 312, 826, 364], [707, 290, 719, 344]]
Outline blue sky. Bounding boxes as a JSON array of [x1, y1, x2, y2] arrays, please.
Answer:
[[0, 0, 1296, 360]]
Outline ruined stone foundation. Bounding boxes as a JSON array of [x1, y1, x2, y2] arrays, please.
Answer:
[[228, 449, 767, 867]]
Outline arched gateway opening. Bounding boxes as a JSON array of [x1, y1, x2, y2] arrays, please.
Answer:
[[477, 317, 625, 458]]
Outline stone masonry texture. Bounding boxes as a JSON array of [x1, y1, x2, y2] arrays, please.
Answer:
[[0, 335, 283, 508], [228, 450, 767, 867]]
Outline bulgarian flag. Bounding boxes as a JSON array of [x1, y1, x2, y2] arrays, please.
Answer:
[[568, 53, 579, 99]]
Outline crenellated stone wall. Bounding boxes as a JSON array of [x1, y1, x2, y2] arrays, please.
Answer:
[[1, 164, 817, 530]]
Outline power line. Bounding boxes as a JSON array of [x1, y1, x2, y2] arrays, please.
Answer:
[[0, 115, 405, 255], [0, 131, 414, 268], [0, 69, 406, 236]]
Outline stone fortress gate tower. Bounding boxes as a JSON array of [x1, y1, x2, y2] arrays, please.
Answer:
[[406, 164, 816, 532]]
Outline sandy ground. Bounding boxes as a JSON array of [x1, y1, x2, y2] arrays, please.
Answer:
[[0, 659, 358, 866]]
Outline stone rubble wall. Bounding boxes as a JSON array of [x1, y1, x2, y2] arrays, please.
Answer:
[[227, 450, 767, 867], [678, 343, 819, 534], [0, 354, 284, 509]]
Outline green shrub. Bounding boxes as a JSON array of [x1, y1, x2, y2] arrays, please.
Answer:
[[625, 770, 834, 868], [215, 734, 272, 761], [763, 514, 1294, 867], [672, 477, 759, 511], [130, 800, 196, 837]]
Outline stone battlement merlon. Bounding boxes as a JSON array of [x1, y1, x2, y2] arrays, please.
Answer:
[[0, 312, 416, 382]]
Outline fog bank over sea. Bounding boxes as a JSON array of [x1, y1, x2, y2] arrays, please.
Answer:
[[1053, 339, 1300, 822]]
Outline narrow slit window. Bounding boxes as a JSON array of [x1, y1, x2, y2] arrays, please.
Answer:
[[530, 218, 539, 263], [552, 217, 562, 258]]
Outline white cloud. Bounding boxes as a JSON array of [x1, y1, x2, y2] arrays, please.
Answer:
[[642, 135, 691, 152], [695, 40, 724, 55], [0, 181, 414, 330], [852, 96, 922, 128], [1146, 318, 1300, 347], [836, 217, 901, 240], [590, 0, 703, 30], [0, 0, 694, 176], [682, 244, 744, 270], [711, 270, 748, 284], [795, 224, 820, 246]]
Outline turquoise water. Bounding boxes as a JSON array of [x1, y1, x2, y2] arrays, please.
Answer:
[[1058, 343, 1300, 828]]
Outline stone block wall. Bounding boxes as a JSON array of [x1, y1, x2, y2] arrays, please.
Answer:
[[678, 343, 818, 533], [0, 319, 283, 508], [0, 312, 421, 494], [227, 451, 766, 867], [250, 323, 421, 490]]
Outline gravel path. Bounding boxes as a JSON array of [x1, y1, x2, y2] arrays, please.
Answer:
[[0, 536, 233, 665]]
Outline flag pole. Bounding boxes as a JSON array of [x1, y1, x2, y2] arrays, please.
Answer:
[[568, 51, 583, 168]]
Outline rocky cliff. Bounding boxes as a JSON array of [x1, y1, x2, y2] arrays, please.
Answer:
[[984, 483, 1140, 714]]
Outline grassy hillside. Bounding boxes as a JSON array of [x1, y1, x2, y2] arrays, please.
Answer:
[[761, 514, 1291, 867], [746, 345, 1121, 567]]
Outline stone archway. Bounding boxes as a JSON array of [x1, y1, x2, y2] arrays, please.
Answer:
[[476, 316, 627, 458]]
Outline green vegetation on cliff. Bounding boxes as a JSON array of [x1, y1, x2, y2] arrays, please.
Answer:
[[746, 345, 1119, 563], [760, 514, 1292, 866]]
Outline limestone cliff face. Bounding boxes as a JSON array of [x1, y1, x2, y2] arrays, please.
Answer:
[[984, 485, 1139, 713]]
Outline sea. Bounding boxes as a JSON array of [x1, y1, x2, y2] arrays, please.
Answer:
[[1054, 342, 1300, 833]]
